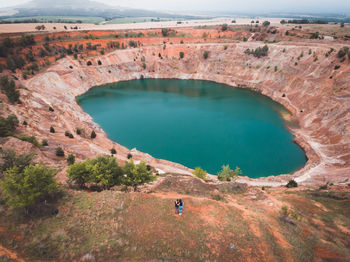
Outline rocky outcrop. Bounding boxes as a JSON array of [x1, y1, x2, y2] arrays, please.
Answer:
[[5, 41, 350, 185]]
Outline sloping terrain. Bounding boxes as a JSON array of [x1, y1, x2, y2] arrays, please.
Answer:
[[1, 30, 349, 185], [1, 175, 350, 261]]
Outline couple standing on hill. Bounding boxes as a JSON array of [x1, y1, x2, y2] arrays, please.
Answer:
[[174, 199, 183, 215]]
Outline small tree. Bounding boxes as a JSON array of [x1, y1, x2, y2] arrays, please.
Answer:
[[50, 126, 55, 133], [337, 47, 349, 58], [55, 147, 64, 157], [111, 148, 117, 155], [0, 114, 19, 137], [91, 130, 96, 139], [87, 61, 92, 66], [67, 161, 90, 188], [123, 160, 153, 190], [192, 167, 207, 180], [217, 165, 242, 182], [0, 164, 58, 212], [221, 24, 228, 31], [161, 28, 170, 37], [179, 51, 184, 59], [262, 21, 270, 27], [42, 139, 48, 146], [129, 40, 137, 48], [286, 179, 298, 188], [0, 76, 20, 103], [67, 153, 75, 165], [0, 149, 35, 175], [203, 51, 209, 59]]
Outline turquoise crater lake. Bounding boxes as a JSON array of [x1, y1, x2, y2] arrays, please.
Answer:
[[77, 79, 307, 178]]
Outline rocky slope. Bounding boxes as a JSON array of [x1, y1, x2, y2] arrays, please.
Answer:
[[3, 40, 350, 185]]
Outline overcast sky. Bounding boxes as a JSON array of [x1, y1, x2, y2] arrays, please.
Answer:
[[0, 0, 349, 14]]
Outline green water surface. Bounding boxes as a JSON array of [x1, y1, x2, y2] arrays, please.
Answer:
[[77, 79, 307, 178]]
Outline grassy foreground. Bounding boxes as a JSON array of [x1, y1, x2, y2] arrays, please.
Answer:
[[0, 175, 350, 261]]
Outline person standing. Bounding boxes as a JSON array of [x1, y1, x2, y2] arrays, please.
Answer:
[[174, 199, 179, 215], [179, 199, 183, 215]]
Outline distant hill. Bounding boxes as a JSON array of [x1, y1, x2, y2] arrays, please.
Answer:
[[0, 0, 197, 20]]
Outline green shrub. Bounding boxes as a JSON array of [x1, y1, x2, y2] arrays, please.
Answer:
[[0, 76, 20, 103], [142, 63, 146, 69], [129, 40, 137, 48], [221, 24, 228, 31], [42, 139, 48, 146], [15, 134, 41, 147], [325, 48, 334, 57], [161, 28, 170, 37], [281, 205, 289, 217], [262, 21, 270, 27], [286, 179, 298, 188], [244, 45, 269, 58], [67, 153, 75, 165], [67, 155, 153, 190], [217, 165, 242, 181], [334, 65, 341, 70], [111, 148, 117, 155], [90, 130, 96, 139], [76, 128, 82, 135], [50, 126, 55, 133], [98, 60, 102, 65], [86, 61, 92, 66], [0, 114, 18, 137], [192, 167, 207, 180], [0, 164, 59, 211], [123, 160, 154, 187], [6, 55, 25, 72], [55, 147, 64, 157], [212, 194, 225, 201], [67, 161, 90, 188], [310, 32, 319, 39], [203, 51, 209, 59], [0, 149, 35, 175], [179, 51, 184, 59], [337, 47, 349, 58]]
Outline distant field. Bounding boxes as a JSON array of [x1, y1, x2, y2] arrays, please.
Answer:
[[0, 16, 180, 25], [105, 17, 175, 24], [0, 16, 105, 24]]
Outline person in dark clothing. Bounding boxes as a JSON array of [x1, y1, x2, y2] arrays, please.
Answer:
[[174, 199, 179, 215]]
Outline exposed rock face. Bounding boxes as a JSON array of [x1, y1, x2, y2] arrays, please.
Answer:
[[5, 41, 350, 185]]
